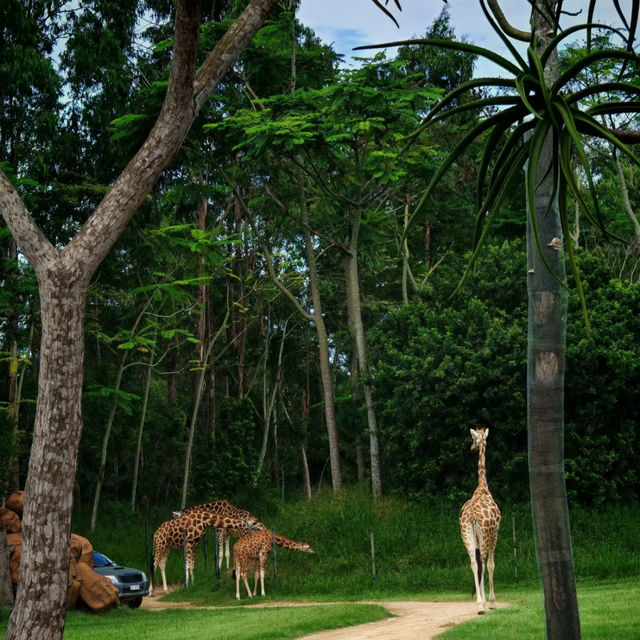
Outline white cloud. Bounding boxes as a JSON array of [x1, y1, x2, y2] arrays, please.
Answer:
[[298, 0, 628, 76]]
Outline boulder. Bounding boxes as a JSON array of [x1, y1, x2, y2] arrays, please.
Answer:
[[7, 533, 21, 587], [0, 508, 21, 534], [66, 557, 82, 609], [70, 534, 94, 567], [77, 562, 119, 613], [5, 491, 24, 518]]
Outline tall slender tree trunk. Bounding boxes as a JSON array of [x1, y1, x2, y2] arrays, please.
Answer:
[[90, 353, 127, 531], [342, 209, 382, 498], [300, 443, 312, 499], [297, 166, 342, 491], [349, 354, 366, 483], [130, 343, 155, 513], [527, 3, 581, 638]]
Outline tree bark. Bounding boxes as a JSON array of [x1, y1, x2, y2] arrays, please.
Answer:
[[527, 3, 581, 638], [297, 167, 343, 491], [130, 342, 155, 513], [0, 1, 278, 637], [4, 271, 87, 640], [90, 353, 126, 532], [342, 211, 382, 498]]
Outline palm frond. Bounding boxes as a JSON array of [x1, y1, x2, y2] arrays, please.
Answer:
[[354, 38, 523, 76]]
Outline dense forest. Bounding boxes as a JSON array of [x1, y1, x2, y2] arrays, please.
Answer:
[[2, 0, 639, 521]]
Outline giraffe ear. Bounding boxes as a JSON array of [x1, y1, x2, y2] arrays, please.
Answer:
[[470, 428, 477, 438], [485, 428, 489, 438]]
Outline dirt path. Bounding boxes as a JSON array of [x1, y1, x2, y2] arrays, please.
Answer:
[[141, 591, 509, 639]]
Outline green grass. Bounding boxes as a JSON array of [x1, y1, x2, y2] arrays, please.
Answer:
[[438, 581, 640, 640], [2, 488, 638, 639], [0, 604, 388, 640]]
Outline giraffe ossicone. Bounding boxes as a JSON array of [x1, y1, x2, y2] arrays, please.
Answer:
[[459, 426, 501, 614]]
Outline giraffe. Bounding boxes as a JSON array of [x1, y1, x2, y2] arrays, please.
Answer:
[[152, 508, 258, 594], [459, 427, 501, 614], [232, 529, 315, 600], [173, 499, 266, 570]]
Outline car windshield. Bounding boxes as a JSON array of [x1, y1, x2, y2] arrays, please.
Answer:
[[92, 552, 114, 568]]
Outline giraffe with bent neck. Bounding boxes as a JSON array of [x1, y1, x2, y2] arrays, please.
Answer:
[[174, 499, 266, 570], [459, 427, 501, 614], [152, 508, 258, 594], [233, 529, 315, 600]]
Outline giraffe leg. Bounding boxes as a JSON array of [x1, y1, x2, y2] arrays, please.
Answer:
[[235, 560, 241, 600], [487, 549, 496, 608], [259, 556, 266, 597], [463, 524, 486, 614], [159, 556, 169, 594], [218, 530, 224, 572], [225, 532, 231, 570], [252, 558, 259, 596], [187, 544, 195, 586], [242, 568, 253, 598]]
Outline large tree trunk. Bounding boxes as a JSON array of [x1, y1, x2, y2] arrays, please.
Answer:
[[6, 272, 87, 639], [7, 238, 20, 492], [0, 2, 278, 637], [527, 3, 581, 638]]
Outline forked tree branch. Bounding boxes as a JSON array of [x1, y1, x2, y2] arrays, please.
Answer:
[[486, 0, 531, 41]]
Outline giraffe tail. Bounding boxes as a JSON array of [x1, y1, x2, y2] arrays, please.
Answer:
[[473, 520, 483, 593], [475, 547, 482, 589]]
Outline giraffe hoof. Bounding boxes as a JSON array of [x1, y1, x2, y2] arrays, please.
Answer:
[[477, 609, 485, 616]]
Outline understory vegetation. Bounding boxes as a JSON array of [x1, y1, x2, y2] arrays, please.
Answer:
[[73, 489, 640, 601]]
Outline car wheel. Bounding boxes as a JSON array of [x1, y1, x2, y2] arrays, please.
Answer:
[[127, 597, 143, 609]]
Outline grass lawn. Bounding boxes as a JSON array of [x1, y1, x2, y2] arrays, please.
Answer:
[[1, 603, 388, 640], [438, 580, 640, 640]]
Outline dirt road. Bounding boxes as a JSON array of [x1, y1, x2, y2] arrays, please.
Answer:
[[141, 592, 508, 639]]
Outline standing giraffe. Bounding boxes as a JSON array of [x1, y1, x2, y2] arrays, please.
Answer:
[[152, 508, 258, 594], [174, 499, 266, 570], [459, 427, 501, 614], [232, 529, 315, 600]]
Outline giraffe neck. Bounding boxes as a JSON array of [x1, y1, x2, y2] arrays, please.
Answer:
[[274, 533, 302, 550], [477, 443, 488, 490], [202, 510, 233, 527]]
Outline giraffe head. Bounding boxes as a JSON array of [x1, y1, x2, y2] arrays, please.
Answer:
[[470, 427, 489, 451], [299, 540, 315, 554], [241, 517, 262, 530]]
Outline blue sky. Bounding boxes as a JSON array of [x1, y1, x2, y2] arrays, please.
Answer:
[[297, 1, 627, 76]]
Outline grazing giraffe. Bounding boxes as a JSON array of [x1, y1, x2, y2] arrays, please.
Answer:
[[152, 508, 258, 594], [174, 499, 266, 570], [459, 427, 501, 614], [232, 529, 315, 600]]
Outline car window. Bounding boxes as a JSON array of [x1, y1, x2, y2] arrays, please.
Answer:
[[92, 551, 113, 567]]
